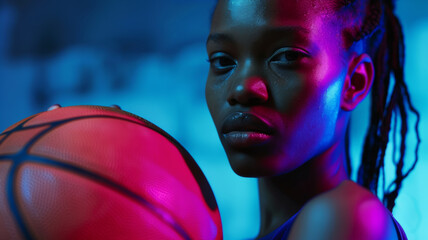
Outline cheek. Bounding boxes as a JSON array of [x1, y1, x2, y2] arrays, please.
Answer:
[[313, 50, 346, 124], [205, 77, 226, 129], [205, 79, 217, 117], [307, 31, 346, 119], [320, 79, 343, 122], [304, 58, 345, 134], [276, 62, 345, 161]]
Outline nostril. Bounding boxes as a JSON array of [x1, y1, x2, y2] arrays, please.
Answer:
[[227, 97, 238, 105]]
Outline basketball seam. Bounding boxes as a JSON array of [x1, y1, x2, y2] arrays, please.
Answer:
[[0, 114, 40, 146]]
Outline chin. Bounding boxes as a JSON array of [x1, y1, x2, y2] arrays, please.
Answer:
[[229, 162, 264, 177], [226, 150, 298, 178], [231, 166, 269, 178]]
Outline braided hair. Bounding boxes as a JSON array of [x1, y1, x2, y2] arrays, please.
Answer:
[[338, 0, 421, 212]]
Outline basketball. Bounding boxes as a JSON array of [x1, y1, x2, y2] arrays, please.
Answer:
[[0, 105, 222, 240]]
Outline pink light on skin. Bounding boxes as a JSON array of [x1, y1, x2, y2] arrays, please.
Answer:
[[243, 76, 269, 102], [356, 199, 389, 239]]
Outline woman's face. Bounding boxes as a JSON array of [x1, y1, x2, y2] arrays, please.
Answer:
[[205, 0, 350, 177]]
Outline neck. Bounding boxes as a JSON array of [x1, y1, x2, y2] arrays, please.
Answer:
[[256, 140, 349, 238]]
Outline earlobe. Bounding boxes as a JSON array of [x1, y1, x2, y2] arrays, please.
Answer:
[[341, 54, 374, 111]]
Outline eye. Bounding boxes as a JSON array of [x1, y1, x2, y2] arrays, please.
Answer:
[[269, 48, 309, 67], [208, 52, 236, 73]]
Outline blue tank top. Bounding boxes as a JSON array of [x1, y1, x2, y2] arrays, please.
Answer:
[[259, 211, 407, 240]]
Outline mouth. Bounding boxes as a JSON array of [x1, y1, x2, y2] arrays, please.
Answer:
[[221, 112, 275, 148]]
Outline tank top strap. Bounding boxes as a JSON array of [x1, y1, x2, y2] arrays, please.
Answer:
[[258, 210, 301, 240], [391, 215, 407, 240]]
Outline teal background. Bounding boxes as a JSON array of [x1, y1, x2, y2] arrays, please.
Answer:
[[0, 1, 427, 239]]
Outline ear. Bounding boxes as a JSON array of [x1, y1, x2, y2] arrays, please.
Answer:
[[341, 53, 374, 111]]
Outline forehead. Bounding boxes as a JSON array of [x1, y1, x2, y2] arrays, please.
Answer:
[[212, 0, 337, 31]]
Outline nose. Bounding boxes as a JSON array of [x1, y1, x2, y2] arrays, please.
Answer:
[[227, 76, 269, 106]]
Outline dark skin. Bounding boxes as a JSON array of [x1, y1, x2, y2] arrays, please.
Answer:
[[205, 0, 399, 239]]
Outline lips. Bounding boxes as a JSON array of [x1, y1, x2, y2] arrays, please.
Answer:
[[221, 112, 275, 148]]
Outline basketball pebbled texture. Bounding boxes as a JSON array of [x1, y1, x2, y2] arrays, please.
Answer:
[[0, 105, 222, 240]]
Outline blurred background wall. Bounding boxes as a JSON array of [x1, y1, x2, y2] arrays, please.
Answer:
[[0, 0, 426, 239]]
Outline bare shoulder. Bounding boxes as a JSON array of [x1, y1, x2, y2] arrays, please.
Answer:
[[288, 180, 399, 240]]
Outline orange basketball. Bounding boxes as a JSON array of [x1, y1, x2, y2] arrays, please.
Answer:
[[0, 105, 222, 240]]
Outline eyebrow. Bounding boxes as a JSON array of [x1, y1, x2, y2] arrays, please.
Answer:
[[266, 26, 310, 36], [206, 33, 235, 46], [206, 26, 310, 46]]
